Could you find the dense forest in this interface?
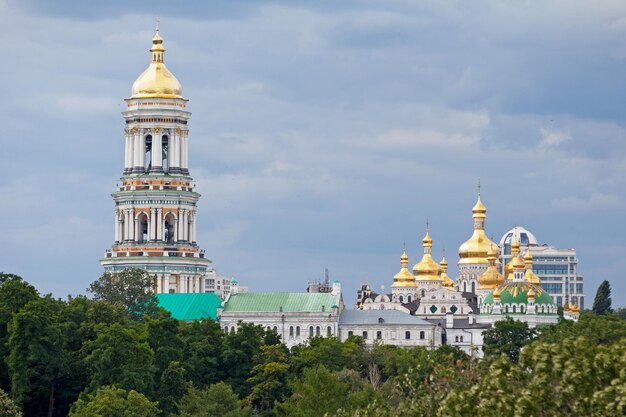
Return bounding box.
[0,270,625,417]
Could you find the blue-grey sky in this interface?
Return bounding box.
[1,0,625,307]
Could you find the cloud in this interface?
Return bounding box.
[539,128,571,148]
[550,192,622,212]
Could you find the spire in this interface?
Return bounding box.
[151,22,165,63]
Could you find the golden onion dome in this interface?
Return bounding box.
[527,287,535,299]
[392,249,417,288]
[413,231,441,281]
[505,240,521,280]
[571,304,580,313]
[479,244,505,290]
[440,256,455,289]
[458,193,496,265]
[511,254,525,271]
[523,248,541,284]
[493,287,501,299]
[130,29,184,99]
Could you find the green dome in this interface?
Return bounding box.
[483,281,555,313]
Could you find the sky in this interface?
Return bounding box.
[1,0,625,308]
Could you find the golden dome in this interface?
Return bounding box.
[440,256,455,289]
[505,240,521,280]
[493,287,501,299]
[523,248,541,284]
[458,193,496,265]
[570,304,580,313]
[511,254,525,271]
[130,29,184,99]
[413,231,441,281]
[478,244,505,290]
[527,287,535,299]
[392,249,417,288]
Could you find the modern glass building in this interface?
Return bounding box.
[499,226,584,309]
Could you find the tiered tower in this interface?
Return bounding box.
[457,187,496,294]
[101,28,211,293]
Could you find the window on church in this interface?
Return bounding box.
[162,135,169,172]
[348,331,353,337]
[363,331,368,339]
[327,326,332,337]
[405,331,411,339]
[289,326,294,337]
[460,336,464,342]
[145,135,152,172]
[296,326,300,337]
[309,326,314,338]
[376,331,382,340]
[316,326,321,336]
[455,336,459,342]
[420,331,425,340]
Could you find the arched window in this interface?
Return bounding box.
[471,282,476,293]
[399,295,403,303]
[422,290,426,297]
[273,326,278,332]
[512,305,517,313]
[455,336,459,342]
[161,135,169,172]
[296,326,300,337]
[405,331,411,339]
[145,135,152,172]
[408,295,412,303]
[505,305,509,313]
[463,282,467,292]
[520,305,525,313]
[224,326,228,334]
[363,331,368,339]
[460,336,464,342]
[289,326,294,337]
[327,326,332,337]
[137,212,149,243]
[420,331,425,340]
[316,326,321,336]
[376,331,382,340]
[309,326,314,338]
[348,331,353,337]
[164,212,176,243]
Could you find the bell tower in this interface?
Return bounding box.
[101,27,211,294]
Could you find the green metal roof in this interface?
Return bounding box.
[222,292,341,313]
[156,293,221,321]
[483,281,555,310]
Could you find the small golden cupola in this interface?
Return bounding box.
[505,240,521,280]
[479,244,505,289]
[524,248,541,284]
[440,256,455,289]
[510,250,526,281]
[391,249,417,288]
[130,27,184,99]
[413,231,442,281]
[458,189,496,265]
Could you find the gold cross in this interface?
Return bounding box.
[156,17,160,32]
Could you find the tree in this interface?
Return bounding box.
[0,276,38,392]
[482,317,536,362]
[221,323,264,397]
[88,269,159,320]
[247,345,290,415]
[275,365,350,417]
[0,388,22,417]
[69,386,159,417]
[82,323,156,395]
[147,310,184,377]
[592,280,612,315]
[179,319,224,388]
[155,361,187,417]
[7,296,67,417]
[176,382,251,417]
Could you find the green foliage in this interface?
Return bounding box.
[7,296,67,417]
[179,319,224,388]
[0,388,22,417]
[69,385,159,417]
[176,382,251,417]
[88,269,160,320]
[275,365,349,417]
[221,323,264,397]
[0,276,38,392]
[82,322,156,394]
[482,316,537,362]
[156,361,188,417]
[537,313,626,345]
[592,280,613,315]
[247,344,290,415]
[289,336,366,375]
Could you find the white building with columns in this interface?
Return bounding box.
[101,28,216,295]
